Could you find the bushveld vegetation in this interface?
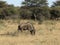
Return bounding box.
[0,0,60,45]
[0,0,60,21]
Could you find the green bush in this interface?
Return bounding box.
[50,6,60,19]
[20,9,32,19]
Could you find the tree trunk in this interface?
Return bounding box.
[34,14,37,21]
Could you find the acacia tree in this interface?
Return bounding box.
[52,0,60,7]
[0,1,7,19]
[50,0,60,20]
[0,1,19,19]
[22,0,48,7]
[0,1,7,8]
[21,0,48,21]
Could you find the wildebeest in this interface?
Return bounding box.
[18,22,35,35]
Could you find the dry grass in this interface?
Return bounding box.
[0,19,60,45]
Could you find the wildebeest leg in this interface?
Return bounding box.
[18,29,22,32]
[18,25,22,32]
[30,30,35,35]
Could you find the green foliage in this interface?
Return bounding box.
[36,7,51,20]
[4,6,17,16]
[49,0,60,20]
[20,6,51,22]
[0,1,19,19]
[20,9,32,19]
[22,0,48,7]
[0,8,5,19]
[21,0,49,22]
[0,1,7,19]
[0,0,60,22]
[0,1,7,8]
[50,6,60,19]
[52,1,60,7]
